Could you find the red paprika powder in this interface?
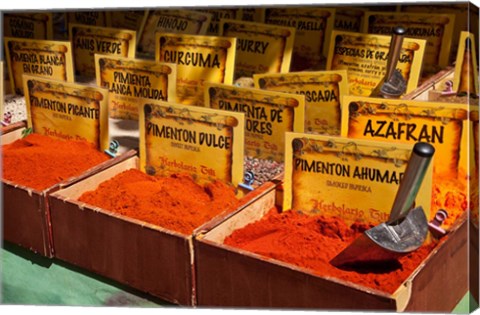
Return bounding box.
[224,207,438,294]
[2,133,109,191]
[78,169,240,235]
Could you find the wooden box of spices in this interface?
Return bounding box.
[48,154,277,305]
[193,184,468,311]
[1,127,135,257]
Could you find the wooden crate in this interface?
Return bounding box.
[403,67,454,101]
[194,186,469,312]
[1,127,135,257]
[48,155,277,305]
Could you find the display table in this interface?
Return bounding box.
[0,242,475,312]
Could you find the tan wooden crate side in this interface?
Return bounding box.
[50,195,194,305]
[201,187,275,243]
[403,67,454,100]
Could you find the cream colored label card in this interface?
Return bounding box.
[453,32,479,96]
[254,70,348,135]
[333,8,365,32]
[70,24,136,78]
[363,12,455,73]
[197,9,242,35]
[68,11,108,27]
[4,13,53,39]
[264,8,335,71]
[326,31,425,97]
[23,75,109,150]
[137,10,213,57]
[241,8,265,23]
[5,38,74,95]
[95,55,176,120]
[139,100,244,186]
[206,83,305,162]
[107,10,147,31]
[220,19,295,80]
[156,33,236,106]
[341,96,469,181]
[283,133,433,225]
[400,4,479,61]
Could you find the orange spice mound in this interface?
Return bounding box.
[78,169,240,235]
[224,208,437,294]
[2,133,109,191]
[432,172,469,228]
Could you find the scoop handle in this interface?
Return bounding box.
[388,142,435,223]
[385,27,406,82]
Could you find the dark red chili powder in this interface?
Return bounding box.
[78,168,240,235]
[2,133,109,191]
[224,207,438,294]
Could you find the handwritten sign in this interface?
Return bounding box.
[137,9,212,57]
[95,55,176,120]
[283,133,433,225]
[155,33,236,106]
[341,96,469,180]
[206,83,304,162]
[4,13,53,39]
[264,8,335,71]
[326,31,425,96]
[139,100,244,186]
[107,10,146,31]
[254,70,348,135]
[363,12,455,73]
[67,11,108,27]
[220,19,295,80]
[23,75,109,150]
[70,24,136,78]
[4,38,74,95]
[333,8,365,32]
[453,32,479,96]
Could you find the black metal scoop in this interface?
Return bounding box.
[330,142,435,267]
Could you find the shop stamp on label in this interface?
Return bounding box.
[95,55,176,120]
[326,31,425,97]
[139,100,244,186]
[23,75,109,150]
[283,133,433,225]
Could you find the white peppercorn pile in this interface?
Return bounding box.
[3,95,27,124]
[243,156,284,187]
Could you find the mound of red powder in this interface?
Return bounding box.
[78,169,240,235]
[224,208,437,294]
[2,133,109,191]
